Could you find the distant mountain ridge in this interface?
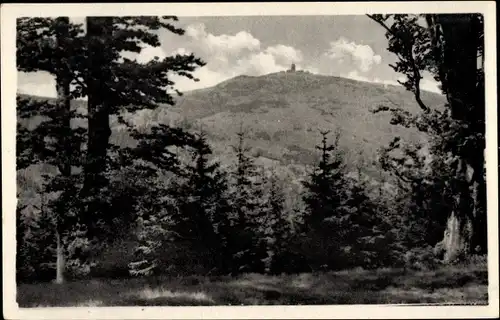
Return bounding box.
[161,71,445,170]
[17,72,446,189]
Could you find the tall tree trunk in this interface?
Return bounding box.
[52,74,71,284]
[55,74,72,177]
[84,103,111,189]
[82,17,114,230]
[439,159,474,262]
[55,229,65,284]
[53,17,72,284]
[431,14,486,261]
[84,16,113,189]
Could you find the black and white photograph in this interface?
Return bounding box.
[2,2,498,319]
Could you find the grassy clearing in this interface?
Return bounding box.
[17,265,488,307]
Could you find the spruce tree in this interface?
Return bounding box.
[17,16,207,279]
[227,128,267,274]
[302,130,345,228]
[339,161,390,269]
[171,131,231,274]
[261,170,292,274]
[17,17,86,283]
[80,16,206,233]
[128,171,177,277]
[125,124,198,276]
[16,184,55,282]
[301,130,348,270]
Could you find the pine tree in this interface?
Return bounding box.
[302,130,345,229]
[17,16,207,279]
[17,17,86,283]
[261,170,292,274]
[300,130,347,270]
[339,161,390,269]
[226,128,267,274]
[170,131,231,274]
[124,124,198,276]
[16,186,55,282]
[80,17,206,223]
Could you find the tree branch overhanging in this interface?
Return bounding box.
[366,14,430,113]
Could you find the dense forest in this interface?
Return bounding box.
[16,14,486,285]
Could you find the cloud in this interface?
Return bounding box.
[21,23,421,97]
[420,78,442,94]
[325,37,382,72]
[324,38,442,94]
[235,45,303,76]
[172,46,303,92]
[167,23,304,91]
[341,70,443,94]
[186,23,261,56]
[170,47,192,56]
[184,23,261,70]
[301,65,320,74]
[342,70,402,88]
[239,52,281,75]
[17,71,57,98]
[264,44,303,65]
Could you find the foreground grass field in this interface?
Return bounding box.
[17,265,488,307]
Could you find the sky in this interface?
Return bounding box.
[17,15,442,98]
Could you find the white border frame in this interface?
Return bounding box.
[2,2,498,319]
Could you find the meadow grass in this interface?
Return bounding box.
[17,264,488,307]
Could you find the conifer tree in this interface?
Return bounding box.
[125,124,198,276]
[171,131,231,273]
[300,130,348,270]
[339,160,390,269]
[261,170,292,274]
[16,183,56,282]
[127,172,178,277]
[227,128,267,274]
[80,16,206,232]
[17,18,86,283]
[17,16,207,279]
[302,130,346,228]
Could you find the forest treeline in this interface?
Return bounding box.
[16,14,486,283]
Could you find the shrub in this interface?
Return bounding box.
[404,246,441,270]
[453,254,488,270]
